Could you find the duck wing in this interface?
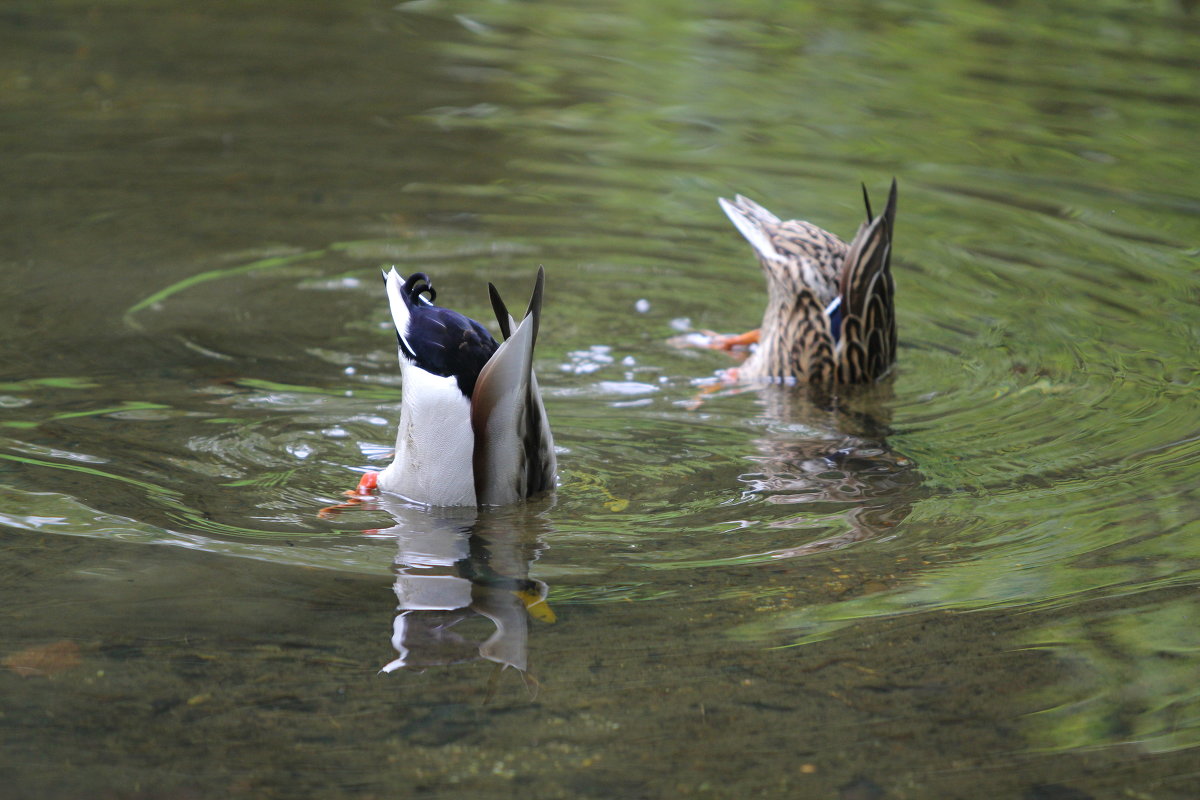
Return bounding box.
[471,267,556,505]
[836,179,897,383]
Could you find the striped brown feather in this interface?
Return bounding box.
[719,181,899,385]
[836,179,897,383]
[784,289,834,383]
[837,314,868,384]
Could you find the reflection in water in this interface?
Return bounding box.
[735,383,923,559]
[368,498,554,684]
[4,0,1199,792]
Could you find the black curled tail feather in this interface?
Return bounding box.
[403,272,437,308]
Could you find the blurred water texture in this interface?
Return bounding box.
[2,1,1199,798]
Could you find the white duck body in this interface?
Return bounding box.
[382,361,477,506]
[375,267,555,507]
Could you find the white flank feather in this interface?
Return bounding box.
[377,363,477,507]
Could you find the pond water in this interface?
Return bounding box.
[3,1,1199,797]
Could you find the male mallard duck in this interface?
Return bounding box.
[351,267,556,507]
[715,180,898,384]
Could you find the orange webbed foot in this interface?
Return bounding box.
[317,471,380,518]
[701,329,760,351]
[351,471,379,497]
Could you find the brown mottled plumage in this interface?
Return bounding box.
[718,180,898,385]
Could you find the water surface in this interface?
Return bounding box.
[3,1,1200,798]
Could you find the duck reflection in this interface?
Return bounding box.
[367,497,554,681]
[735,382,923,558]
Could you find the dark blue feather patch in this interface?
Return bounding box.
[824,296,844,346]
[399,273,498,398]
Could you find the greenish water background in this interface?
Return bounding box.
[2,1,1198,797]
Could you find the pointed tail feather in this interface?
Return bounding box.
[488,283,513,341]
[719,196,787,264]
[384,268,414,356]
[730,194,782,225]
[488,265,544,345]
[524,265,544,349]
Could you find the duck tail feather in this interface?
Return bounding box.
[719,196,786,263]
[885,177,898,232]
[524,265,545,349]
[402,272,436,307]
[731,194,781,225]
[489,282,512,340]
[384,268,417,358]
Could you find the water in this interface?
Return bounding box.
[3,1,1199,797]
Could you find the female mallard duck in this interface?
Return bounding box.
[715,180,898,385]
[351,267,556,507]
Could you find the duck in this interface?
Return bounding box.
[713,180,898,385]
[350,267,556,508]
